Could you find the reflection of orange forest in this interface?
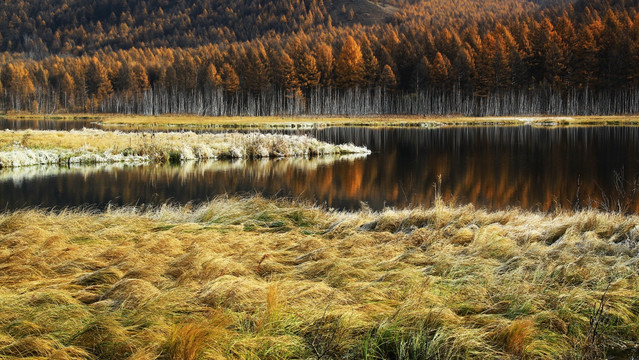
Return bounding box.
[0,157,633,212]
[2,127,638,212]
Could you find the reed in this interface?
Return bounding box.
[0,197,637,359]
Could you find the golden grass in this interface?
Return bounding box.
[0,197,638,359]
[5,113,639,129]
[83,114,639,129]
[0,129,369,168]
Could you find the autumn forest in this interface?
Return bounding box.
[1,0,639,115]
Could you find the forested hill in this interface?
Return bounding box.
[0,0,555,54]
[1,0,639,116]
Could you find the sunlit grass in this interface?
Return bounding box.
[82,114,639,129]
[0,197,637,358]
[0,129,369,168]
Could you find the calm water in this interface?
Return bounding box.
[0,118,98,130]
[2,124,639,212]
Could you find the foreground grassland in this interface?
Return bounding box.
[5,113,639,129]
[0,198,637,359]
[0,130,369,168]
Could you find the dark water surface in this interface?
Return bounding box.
[2,124,639,212]
[0,118,98,130]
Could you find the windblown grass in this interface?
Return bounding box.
[0,197,638,359]
[0,129,370,168]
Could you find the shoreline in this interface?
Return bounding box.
[3,113,639,129]
[0,197,637,358]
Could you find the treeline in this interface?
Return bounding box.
[1,0,639,115]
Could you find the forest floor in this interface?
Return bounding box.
[0,197,637,359]
[4,113,639,129]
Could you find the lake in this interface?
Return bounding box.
[2,123,639,212]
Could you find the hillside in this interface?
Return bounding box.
[330,0,400,26]
[0,0,547,54]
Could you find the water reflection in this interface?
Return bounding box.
[1,126,639,212]
[308,126,639,211]
[0,163,145,185]
[0,118,97,131]
[0,155,368,209]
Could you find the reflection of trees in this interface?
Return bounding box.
[307,126,639,211]
[0,119,94,131]
[0,163,144,185]
[0,155,370,209]
[1,126,639,212]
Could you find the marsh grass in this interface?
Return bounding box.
[6,113,639,130]
[0,197,638,359]
[92,114,639,130]
[0,129,370,168]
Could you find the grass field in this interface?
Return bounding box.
[4,113,639,129]
[0,197,637,359]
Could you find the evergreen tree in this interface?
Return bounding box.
[297,54,320,91]
[335,36,365,88]
[315,43,334,87]
[131,64,150,92]
[274,51,298,91]
[86,58,113,103]
[61,72,75,108]
[380,64,397,90]
[203,63,222,90]
[220,64,240,93]
[429,52,451,88]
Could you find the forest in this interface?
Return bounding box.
[1,0,639,116]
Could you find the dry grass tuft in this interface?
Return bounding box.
[101,279,160,308]
[163,322,213,360]
[6,320,46,338]
[73,267,123,286]
[162,314,230,360]
[0,336,59,357]
[199,275,267,311]
[69,317,133,358]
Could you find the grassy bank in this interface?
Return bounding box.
[92,114,638,129]
[0,197,637,359]
[4,113,639,129]
[0,130,369,168]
